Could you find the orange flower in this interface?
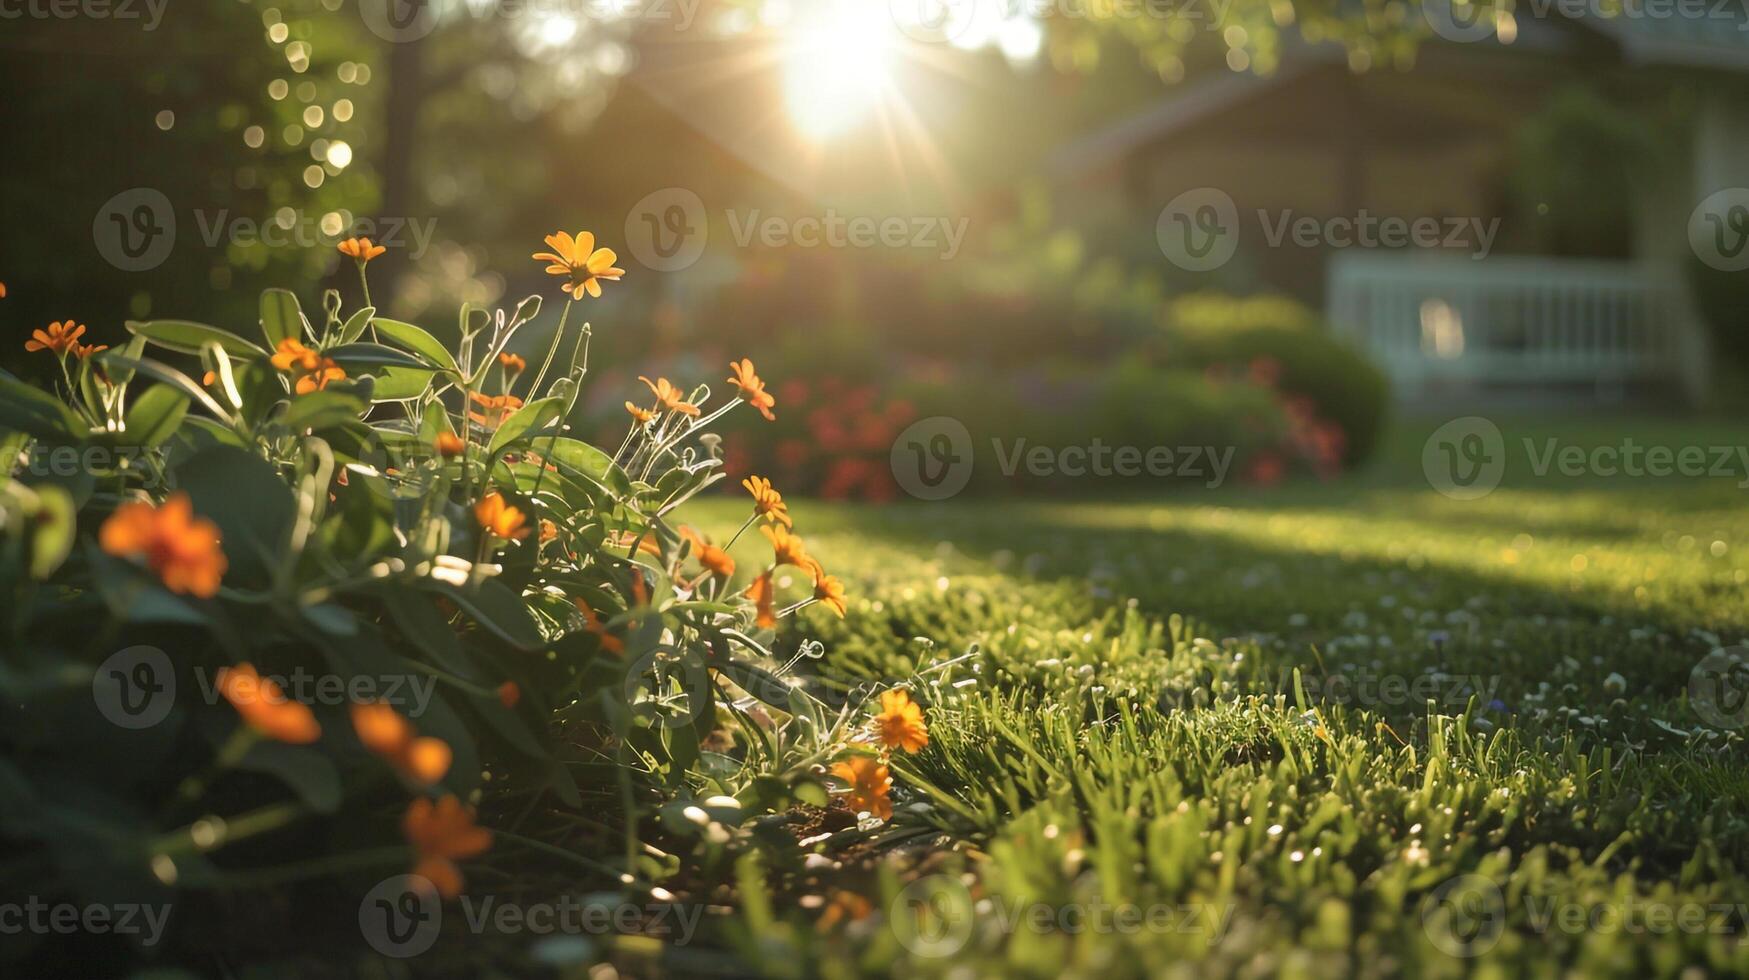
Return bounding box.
[533,231,625,300]
[625,401,656,424]
[72,342,109,360]
[352,701,451,786]
[402,796,492,899]
[810,563,847,618]
[681,526,735,578]
[498,352,526,374]
[830,755,892,820]
[99,493,227,597]
[607,530,663,559]
[214,663,321,744]
[337,237,387,262]
[761,524,810,569]
[467,392,523,428]
[816,891,873,932]
[539,518,558,543]
[434,432,466,458]
[574,597,625,654]
[294,358,345,394]
[742,476,792,529]
[0,282,7,298]
[745,571,776,628]
[270,338,320,373]
[727,358,776,421]
[497,681,521,708]
[270,338,346,394]
[474,491,530,541]
[25,321,86,356]
[874,689,928,754]
[638,376,700,417]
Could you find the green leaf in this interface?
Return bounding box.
[337,305,376,345]
[366,367,438,402]
[382,590,484,682]
[0,377,87,441]
[543,437,634,498]
[325,342,435,371]
[174,446,296,589]
[423,578,544,651]
[27,483,74,579]
[486,396,565,456]
[371,318,459,374]
[236,740,341,815]
[126,320,266,359]
[259,288,304,349]
[98,354,232,424]
[123,384,189,448]
[278,390,368,432]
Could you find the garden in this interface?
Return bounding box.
[4,2,1749,978]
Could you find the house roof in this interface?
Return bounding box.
[1050,11,1749,178]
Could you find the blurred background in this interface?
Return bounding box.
[5,0,1749,498]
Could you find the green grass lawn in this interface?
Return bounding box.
[677,413,1749,978]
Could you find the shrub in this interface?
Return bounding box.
[0,232,908,973]
[1158,292,1391,466]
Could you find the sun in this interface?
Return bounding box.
[781,1,898,140]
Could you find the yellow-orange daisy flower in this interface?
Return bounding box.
[402,796,492,899]
[810,563,847,618]
[474,491,530,541]
[761,524,810,569]
[830,755,892,820]
[638,376,700,417]
[337,237,386,262]
[874,689,929,754]
[727,358,776,421]
[532,231,624,300]
[99,492,227,597]
[745,571,776,628]
[214,663,321,744]
[25,321,86,356]
[681,526,735,578]
[742,476,792,529]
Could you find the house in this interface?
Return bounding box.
[1049,9,1749,403]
